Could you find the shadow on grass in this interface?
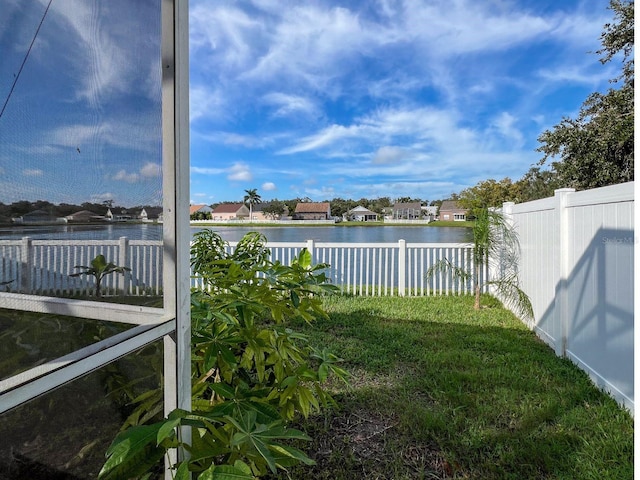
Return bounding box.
[280,296,633,480]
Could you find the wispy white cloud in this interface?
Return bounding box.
[262,181,277,191]
[50,0,160,105]
[263,92,320,118]
[90,192,115,203]
[191,163,255,182]
[279,124,361,154]
[140,162,161,178]
[490,112,524,147]
[113,162,161,183]
[228,162,252,181]
[194,131,274,148]
[23,169,43,176]
[113,169,140,183]
[49,119,159,154]
[191,166,227,175]
[280,106,476,156]
[537,64,615,86]
[372,146,412,165]
[190,85,227,123]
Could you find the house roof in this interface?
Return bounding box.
[347,206,377,215]
[212,203,247,214]
[190,204,210,215]
[392,202,421,211]
[294,202,330,213]
[23,209,56,218]
[439,200,465,212]
[66,210,100,219]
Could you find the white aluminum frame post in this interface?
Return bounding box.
[162,0,191,472]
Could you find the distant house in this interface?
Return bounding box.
[421,206,438,221]
[106,208,133,222]
[211,203,250,220]
[392,202,422,220]
[65,210,105,223]
[251,202,288,221]
[13,210,64,225]
[438,200,467,221]
[293,202,331,220]
[189,204,213,217]
[140,207,163,222]
[344,206,378,222]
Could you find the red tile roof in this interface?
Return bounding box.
[212,203,246,213]
[294,202,330,213]
[190,204,209,215]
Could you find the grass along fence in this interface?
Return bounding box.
[281,295,633,479]
[0,238,482,297]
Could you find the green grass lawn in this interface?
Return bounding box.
[279,295,633,479]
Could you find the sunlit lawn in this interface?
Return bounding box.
[279,295,633,479]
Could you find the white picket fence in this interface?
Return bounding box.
[0,238,479,297]
[0,237,163,296]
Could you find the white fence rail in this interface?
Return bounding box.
[0,238,479,297]
[500,182,634,413]
[0,237,163,296]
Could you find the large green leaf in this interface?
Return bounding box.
[99,423,165,480]
[270,444,316,466]
[198,464,255,480]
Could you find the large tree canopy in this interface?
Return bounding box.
[537,0,633,190]
[458,178,521,213]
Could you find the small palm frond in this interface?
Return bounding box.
[485,275,534,321]
[426,258,472,283]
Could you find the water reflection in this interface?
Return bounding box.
[0,224,472,243]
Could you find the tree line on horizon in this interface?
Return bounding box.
[0,199,158,223]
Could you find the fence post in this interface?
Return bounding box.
[555,188,575,357]
[496,202,516,296]
[119,236,130,295]
[19,237,32,294]
[398,239,406,296]
[306,239,314,263]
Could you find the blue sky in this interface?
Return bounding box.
[0,0,620,206]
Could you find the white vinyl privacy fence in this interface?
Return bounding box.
[500,182,634,414]
[0,238,480,298]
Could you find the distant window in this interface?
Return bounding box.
[454,214,466,220]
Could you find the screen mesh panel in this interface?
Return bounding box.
[0,0,163,304]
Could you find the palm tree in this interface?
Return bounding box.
[243,188,262,220]
[70,254,130,298]
[427,208,533,319]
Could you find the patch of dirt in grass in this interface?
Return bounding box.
[289,408,453,479]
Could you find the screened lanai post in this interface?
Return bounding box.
[161,0,191,472]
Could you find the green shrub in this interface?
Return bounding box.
[99,231,347,479]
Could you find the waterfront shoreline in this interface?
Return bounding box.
[190,220,473,228]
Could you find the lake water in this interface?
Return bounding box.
[0,224,472,243]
